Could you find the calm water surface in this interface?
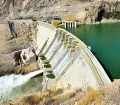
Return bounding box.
[66,23,120,79]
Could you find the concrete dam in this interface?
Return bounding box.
[0,20,111,100]
[35,21,111,89]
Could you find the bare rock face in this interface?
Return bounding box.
[0,0,120,20]
[83,1,120,24]
[104,1,120,12]
[0,21,39,75]
[0,0,82,18]
[0,0,10,16]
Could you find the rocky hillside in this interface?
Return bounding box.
[83,0,120,24]
[0,21,39,75]
[0,0,82,19]
[1,0,120,22]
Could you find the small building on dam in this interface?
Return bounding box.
[8,20,111,90]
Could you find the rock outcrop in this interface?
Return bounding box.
[0,0,120,22]
[0,0,82,19]
[0,21,39,75]
[83,1,120,24]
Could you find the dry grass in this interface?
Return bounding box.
[7,80,120,105]
[19,62,39,74]
[78,89,101,105]
[8,87,78,105]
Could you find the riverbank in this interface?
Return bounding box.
[79,19,120,25]
[100,18,120,23]
[92,18,120,24]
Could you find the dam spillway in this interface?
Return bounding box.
[35,22,111,89]
[7,21,111,88]
[0,20,112,104]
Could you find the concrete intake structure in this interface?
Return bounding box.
[36,22,111,90]
[62,21,77,28]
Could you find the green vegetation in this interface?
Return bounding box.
[46,71,55,79]
[44,63,52,68]
[40,56,47,60]
[46,71,53,74]
[44,62,50,64]
[46,73,55,79]
[103,11,120,19]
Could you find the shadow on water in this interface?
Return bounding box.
[92,50,113,81]
[91,51,97,56]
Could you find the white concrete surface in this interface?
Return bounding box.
[35,22,56,55]
[34,22,111,89]
[59,28,111,85]
[60,54,100,89]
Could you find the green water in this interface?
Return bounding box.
[66,23,120,79]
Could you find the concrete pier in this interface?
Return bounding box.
[63,21,77,28]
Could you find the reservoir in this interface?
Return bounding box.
[65,22,120,79]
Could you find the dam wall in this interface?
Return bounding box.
[35,22,56,55]
[7,20,111,89]
[54,29,111,89]
[36,22,111,90]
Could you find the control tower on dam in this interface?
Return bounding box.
[36,22,111,90]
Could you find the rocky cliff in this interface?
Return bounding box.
[83,0,120,24]
[0,0,83,19]
[0,0,120,22]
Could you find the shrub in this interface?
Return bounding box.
[103,11,120,19]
